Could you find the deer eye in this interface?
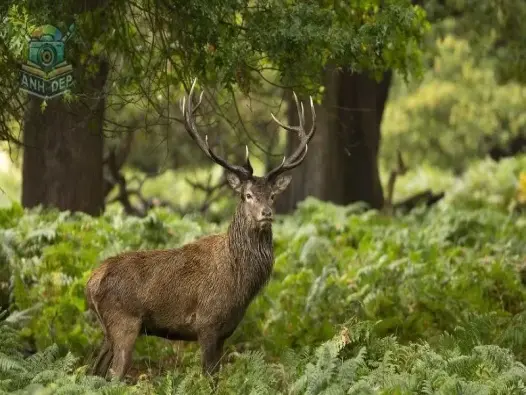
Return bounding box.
[245,193,253,200]
[269,193,275,201]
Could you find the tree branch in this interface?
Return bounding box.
[185,170,228,213]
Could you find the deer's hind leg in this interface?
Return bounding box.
[107,313,142,380]
[92,337,113,378]
[90,299,114,378]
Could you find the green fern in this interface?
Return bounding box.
[0,319,130,394]
[2,189,526,393]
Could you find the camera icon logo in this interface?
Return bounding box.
[20,24,75,99]
[28,33,65,73]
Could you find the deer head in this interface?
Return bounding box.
[180,79,316,229]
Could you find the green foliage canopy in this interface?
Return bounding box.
[0,0,429,145]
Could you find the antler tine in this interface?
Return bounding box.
[265,92,316,180]
[244,145,254,174]
[179,79,207,153]
[310,96,316,131]
[180,78,253,179]
[269,113,300,134]
[293,91,305,131]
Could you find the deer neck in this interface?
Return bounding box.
[227,205,274,299]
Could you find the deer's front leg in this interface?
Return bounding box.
[198,331,224,377]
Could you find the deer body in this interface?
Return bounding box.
[86,80,316,380]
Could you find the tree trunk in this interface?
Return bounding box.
[21,60,109,216]
[275,67,392,213]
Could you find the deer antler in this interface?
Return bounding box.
[265,91,316,180]
[180,78,254,179]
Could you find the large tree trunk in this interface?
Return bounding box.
[21,60,109,216]
[275,67,392,213]
[21,1,109,216]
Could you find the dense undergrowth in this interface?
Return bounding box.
[1,157,526,394]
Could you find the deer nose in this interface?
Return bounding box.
[261,207,272,218]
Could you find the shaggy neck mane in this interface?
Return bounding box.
[227,204,274,302]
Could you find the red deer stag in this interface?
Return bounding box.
[85,79,316,380]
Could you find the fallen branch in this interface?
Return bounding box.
[105,149,146,217]
[393,190,445,213]
[488,134,526,162]
[383,150,445,215]
[103,131,136,198]
[383,150,408,215]
[105,151,179,217]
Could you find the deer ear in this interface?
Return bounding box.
[272,175,292,194]
[226,172,243,193]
